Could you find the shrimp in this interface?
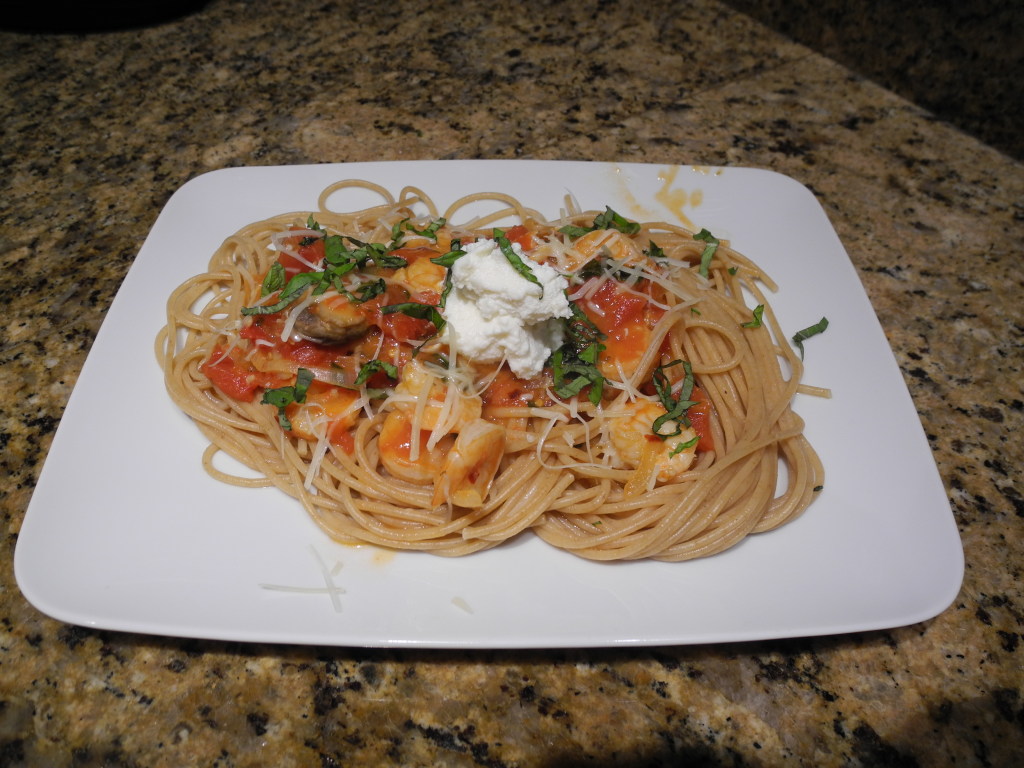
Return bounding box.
[391,254,447,295]
[382,356,506,507]
[285,381,361,445]
[564,228,646,272]
[607,398,697,489]
[378,411,506,508]
[390,357,482,433]
[377,409,454,483]
[432,419,507,508]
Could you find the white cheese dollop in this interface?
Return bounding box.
[442,238,572,379]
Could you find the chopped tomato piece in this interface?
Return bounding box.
[280,339,346,369]
[688,386,714,452]
[239,322,274,344]
[243,317,352,370]
[276,230,325,276]
[585,279,649,329]
[284,381,359,447]
[381,309,437,341]
[502,225,535,251]
[579,279,662,377]
[482,367,553,408]
[368,284,440,341]
[200,347,288,402]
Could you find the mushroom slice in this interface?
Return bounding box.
[293,296,370,345]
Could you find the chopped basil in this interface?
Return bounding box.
[402,216,447,241]
[651,360,698,438]
[558,206,641,238]
[644,240,666,261]
[493,229,542,295]
[242,216,413,317]
[373,252,411,269]
[260,261,286,296]
[550,348,605,405]
[792,317,829,359]
[339,236,407,269]
[593,207,641,234]
[430,239,467,268]
[304,216,405,270]
[549,301,607,405]
[653,360,694,406]
[572,250,645,285]
[576,258,606,281]
[669,435,700,457]
[742,304,765,328]
[380,302,446,335]
[693,228,719,278]
[438,264,454,310]
[566,300,602,341]
[349,278,386,303]
[243,271,329,316]
[559,223,593,239]
[262,368,314,431]
[567,303,607,363]
[354,359,398,386]
[432,239,467,309]
[322,234,349,264]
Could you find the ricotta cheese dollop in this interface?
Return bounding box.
[442,238,572,379]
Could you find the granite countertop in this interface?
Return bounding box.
[1,0,1021,765]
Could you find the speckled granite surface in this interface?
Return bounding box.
[1,0,1021,765]
[722,0,1024,161]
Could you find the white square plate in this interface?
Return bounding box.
[15,161,963,647]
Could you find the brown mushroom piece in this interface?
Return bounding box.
[292,297,370,345]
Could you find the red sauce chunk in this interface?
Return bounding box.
[579,279,662,374]
[200,346,289,401]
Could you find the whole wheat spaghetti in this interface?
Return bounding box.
[157,180,824,561]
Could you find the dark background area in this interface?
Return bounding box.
[3,0,1021,159]
[723,0,1023,160]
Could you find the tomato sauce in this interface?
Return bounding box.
[284,380,359,449]
[243,316,349,370]
[200,347,290,402]
[482,367,554,408]
[687,387,714,452]
[277,230,326,276]
[579,279,663,375]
